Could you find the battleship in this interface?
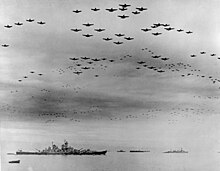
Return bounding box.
[163,148,188,153]
[15,140,107,155]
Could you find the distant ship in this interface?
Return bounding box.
[117,150,126,152]
[9,160,20,163]
[130,150,150,153]
[15,140,107,155]
[163,148,188,153]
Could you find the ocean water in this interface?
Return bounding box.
[2,151,220,171]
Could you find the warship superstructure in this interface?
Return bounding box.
[163,148,188,153]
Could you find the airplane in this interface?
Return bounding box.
[2,44,9,47]
[109,59,114,62]
[69,57,79,60]
[190,54,196,57]
[92,58,101,61]
[115,33,125,37]
[37,21,46,25]
[26,19,34,22]
[73,10,82,13]
[73,71,82,75]
[124,37,134,40]
[119,7,127,11]
[82,34,93,37]
[4,25,12,28]
[81,57,90,60]
[113,41,123,45]
[148,66,156,69]
[94,28,105,32]
[103,38,112,41]
[106,8,117,12]
[151,25,157,28]
[165,27,174,31]
[119,4,131,8]
[71,28,82,32]
[141,28,151,32]
[81,67,90,69]
[152,55,161,58]
[118,15,129,19]
[91,8,100,11]
[14,22,23,26]
[161,57,169,61]
[186,31,193,34]
[83,23,94,27]
[153,23,162,27]
[211,54,216,56]
[177,29,184,32]
[162,24,170,27]
[152,32,162,36]
[200,51,206,54]
[137,61,146,64]
[132,11,140,14]
[136,7,147,11]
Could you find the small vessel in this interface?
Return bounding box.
[163,148,188,153]
[130,150,150,153]
[9,160,20,163]
[117,150,126,152]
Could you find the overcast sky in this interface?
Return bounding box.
[1,0,220,152]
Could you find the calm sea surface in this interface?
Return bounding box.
[2,151,220,171]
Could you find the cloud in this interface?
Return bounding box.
[7,87,150,121]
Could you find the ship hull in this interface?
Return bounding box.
[16,150,107,155]
[163,152,188,153]
[9,160,20,163]
[130,150,150,153]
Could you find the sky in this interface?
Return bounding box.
[1,0,220,154]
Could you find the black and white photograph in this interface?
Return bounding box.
[1,0,220,170]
